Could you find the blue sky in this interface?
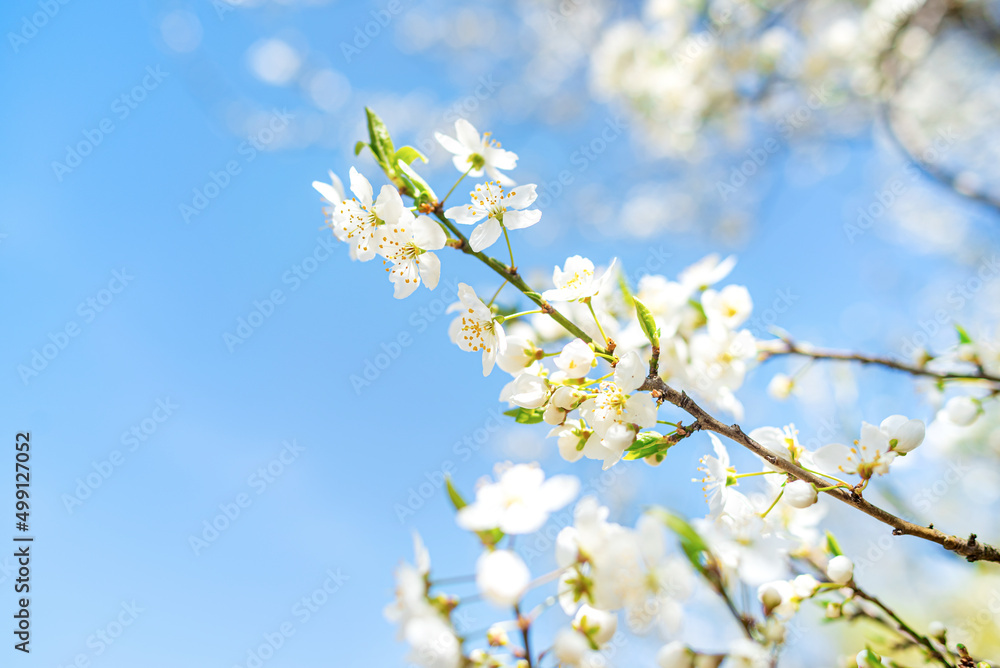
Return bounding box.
[2,1,998,666]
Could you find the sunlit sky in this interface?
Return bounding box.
[2,1,999,666]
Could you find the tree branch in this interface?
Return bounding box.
[638,373,1000,564]
[758,339,1000,386]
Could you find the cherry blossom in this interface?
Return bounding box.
[435,118,518,184]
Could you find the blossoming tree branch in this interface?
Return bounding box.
[313,109,998,668]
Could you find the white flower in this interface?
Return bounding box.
[448,283,506,376]
[578,351,657,469]
[476,549,530,606]
[376,213,446,299]
[767,373,794,400]
[944,396,980,426]
[553,627,591,665]
[548,420,590,463]
[404,614,462,668]
[792,574,820,598]
[573,604,618,646]
[543,256,618,303]
[335,167,405,262]
[556,338,596,379]
[384,533,431,627]
[435,118,518,184]
[312,170,349,245]
[695,433,736,514]
[783,480,817,508]
[826,555,854,584]
[757,580,794,617]
[543,402,567,426]
[444,181,540,252]
[497,336,538,374]
[701,284,753,332]
[727,638,770,668]
[456,463,579,534]
[678,253,737,291]
[500,365,549,409]
[878,414,925,453]
[814,415,925,480]
[657,642,692,668]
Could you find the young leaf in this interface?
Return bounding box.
[395,145,428,165]
[365,107,396,169]
[354,140,369,157]
[825,530,843,557]
[650,508,712,577]
[633,297,660,348]
[956,323,973,345]
[445,476,468,511]
[397,158,437,203]
[503,407,545,424]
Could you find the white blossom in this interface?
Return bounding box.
[827,555,854,584]
[444,181,540,252]
[783,480,818,509]
[579,351,657,469]
[543,256,619,303]
[335,167,405,262]
[556,338,596,379]
[456,463,579,534]
[377,212,446,298]
[448,283,506,376]
[435,118,518,184]
[944,396,980,426]
[476,549,530,606]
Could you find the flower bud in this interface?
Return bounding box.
[543,402,567,426]
[944,396,980,427]
[928,620,946,640]
[476,550,530,607]
[783,480,818,508]
[768,374,794,400]
[553,627,589,664]
[573,604,618,646]
[657,641,693,668]
[487,624,509,646]
[826,555,854,585]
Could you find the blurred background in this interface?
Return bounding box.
[2,0,1000,665]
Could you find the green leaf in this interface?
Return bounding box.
[618,271,634,309]
[625,431,673,460]
[397,158,437,203]
[365,107,396,169]
[354,140,369,157]
[956,323,973,345]
[825,531,843,557]
[445,476,504,548]
[858,649,882,668]
[503,407,545,424]
[445,476,467,511]
[633,297,660,348]
[395,145,428,165]
[650,508,712,576]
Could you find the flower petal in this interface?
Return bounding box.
[469,218,504,252]
[503,209,542,230]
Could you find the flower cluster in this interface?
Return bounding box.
[318,108,998,668]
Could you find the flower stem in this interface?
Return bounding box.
[487,279,508,307]
[501,309,543,322]
[440,166,474,206]
[502,223,515,269]
[760,487,785,518]
[586,299,610,346]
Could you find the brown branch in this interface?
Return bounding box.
[851,588,954,668]
[638,373,1000,564]
[759,339,1000,385]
